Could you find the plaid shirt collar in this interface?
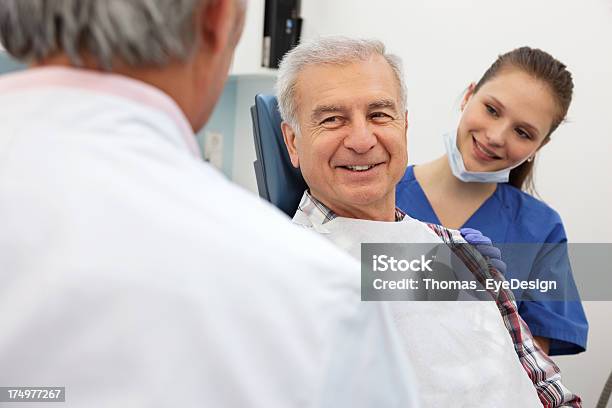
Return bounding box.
[298,190,406,225]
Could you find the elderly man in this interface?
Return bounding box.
[277,37,580,408]
[0,3,419,407]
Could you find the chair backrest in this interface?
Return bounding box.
[251,94,307,217]
[0,52,26,74]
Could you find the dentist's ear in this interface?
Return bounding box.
[281,122,300,168]
[461,83,477,111]
[199,0,238,55]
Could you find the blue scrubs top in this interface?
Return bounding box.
[396,165,588,355]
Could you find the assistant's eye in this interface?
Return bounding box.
[515,127,532,140]
[320,116,344,128]
[485,104,499,117]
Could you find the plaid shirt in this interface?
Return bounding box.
[298,190,407,224]
[298,191,581,408]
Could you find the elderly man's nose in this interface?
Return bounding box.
[343,122,377,153]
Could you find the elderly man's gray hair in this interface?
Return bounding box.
[0,0,205,69]
[275,36,408,134]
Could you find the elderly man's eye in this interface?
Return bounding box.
[370,112,392,122]
[320,116,343,127]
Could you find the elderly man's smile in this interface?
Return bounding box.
[337,162,384,171]
[335,162,386,180]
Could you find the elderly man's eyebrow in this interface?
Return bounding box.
[310,104,347,122]
[368,99,398,112]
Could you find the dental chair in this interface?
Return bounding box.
[250,94,307,217]
[0,53,25,74]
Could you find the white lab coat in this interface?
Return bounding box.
[0,67,418,407]
[293,208,542,408]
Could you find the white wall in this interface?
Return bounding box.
[231,0,265,75]
[295,0,612,404]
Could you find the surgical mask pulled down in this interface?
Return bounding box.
[443,129,530,184]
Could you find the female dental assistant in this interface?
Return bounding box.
[396,47,587,356]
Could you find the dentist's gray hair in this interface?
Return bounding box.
[275,36,408,134]
[0,0,209,69]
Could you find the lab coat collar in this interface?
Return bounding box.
[0,66,201,158]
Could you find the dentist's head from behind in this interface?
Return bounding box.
[450,47,574,191]
[0,0,246,132]
[277,37,409,221]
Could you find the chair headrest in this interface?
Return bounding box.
[251,94,308,217]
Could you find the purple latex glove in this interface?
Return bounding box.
[460,227,507,275]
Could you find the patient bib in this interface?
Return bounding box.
[296,212,542,407]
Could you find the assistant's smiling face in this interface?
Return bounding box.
[457,69,558,172]
[282,55,408,219]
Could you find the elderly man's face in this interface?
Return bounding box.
[283,55,408,218]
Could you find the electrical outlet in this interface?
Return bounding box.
[204,131,224,171]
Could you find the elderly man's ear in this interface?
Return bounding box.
[281,122,300,168]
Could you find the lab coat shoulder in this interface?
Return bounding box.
[177,174,421,407]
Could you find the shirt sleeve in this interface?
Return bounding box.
[518,300,588,355]
[519,216,588,355]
